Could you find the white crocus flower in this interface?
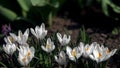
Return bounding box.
[10,29,29,45]
[66,46,82,62]
[3,43,16,55]
[89,45,105,63]
[30,23,47,40]
[41,38,55,53]
[82,42,96,58]
[100,45,117,61]
[54,51,67,65]
[17,45,35,66]
[89,44,117,63]
[57,33,71,46]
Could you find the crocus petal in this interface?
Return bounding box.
[24,29,29,41]
[41,23,45,30]
[35,26,40,38]
[66,46,72,56]
[30,28,37,38]
[63,34,67,40]
[24,29,29,36]
[57,33,62,43]
[60,51,65,58]
[10,33,18,41]
[52,44,55,51]
[41,30,47,39]
[18,30,23,37]
[30,47,35,56]
[54,56,59,63]
[79,42,84,53]
[41,45,47,52]
[111,49,117,56]
[93,49,99,60]
[89,55,95,61]
[67,35,71,43]
[47,38,51,45]
[69,57,76,62]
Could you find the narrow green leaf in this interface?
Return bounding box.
[48,12,53,27]
[102,0,109,16]
[108,1,120,13]
[112,5,120,13]
[17,0,32,12]
[0,6,17,21]
[0,62,7,67]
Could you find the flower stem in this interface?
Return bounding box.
[49,52,53,68]
[9,55,14,67]
[75,59,78,68]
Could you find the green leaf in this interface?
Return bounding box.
[31,0,47,7]
[107,0,120,13]
[102,0,109,16]
[39,53,43,61]
[113,6,120,13]
[17,0,32,12]
[48,12,53,27]
[49,0,59,8]
[0,62,7,67]
[110,3,120,13]
[112,28,119,35]
[0,6,17,21]
[53,2,59,8]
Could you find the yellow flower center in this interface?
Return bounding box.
[106,49,110,54]
[27,51,31,57]
[71,50,77,57]
[22,57,27,62]
[85,48,89,51]
[9,36,14,43]
[46,44,50,49]
[98,52,102,58]
[22,51,31,63]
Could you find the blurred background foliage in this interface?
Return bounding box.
[0,0,120,29]
[0,0,66,27]
[77,0,120,19]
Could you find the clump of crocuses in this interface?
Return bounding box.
[2,23,117,67]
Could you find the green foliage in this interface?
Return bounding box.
[108,1,120,14]
[77,0,120,18]
[30,0,65,27]
[102,0,120,16]
[102,0,109,16]
[112,27,120,35]
[0,62,7,67]
[79,26,90,43]
[0,0,66,27]
[17,0,32,12]
[0,6,17,21]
